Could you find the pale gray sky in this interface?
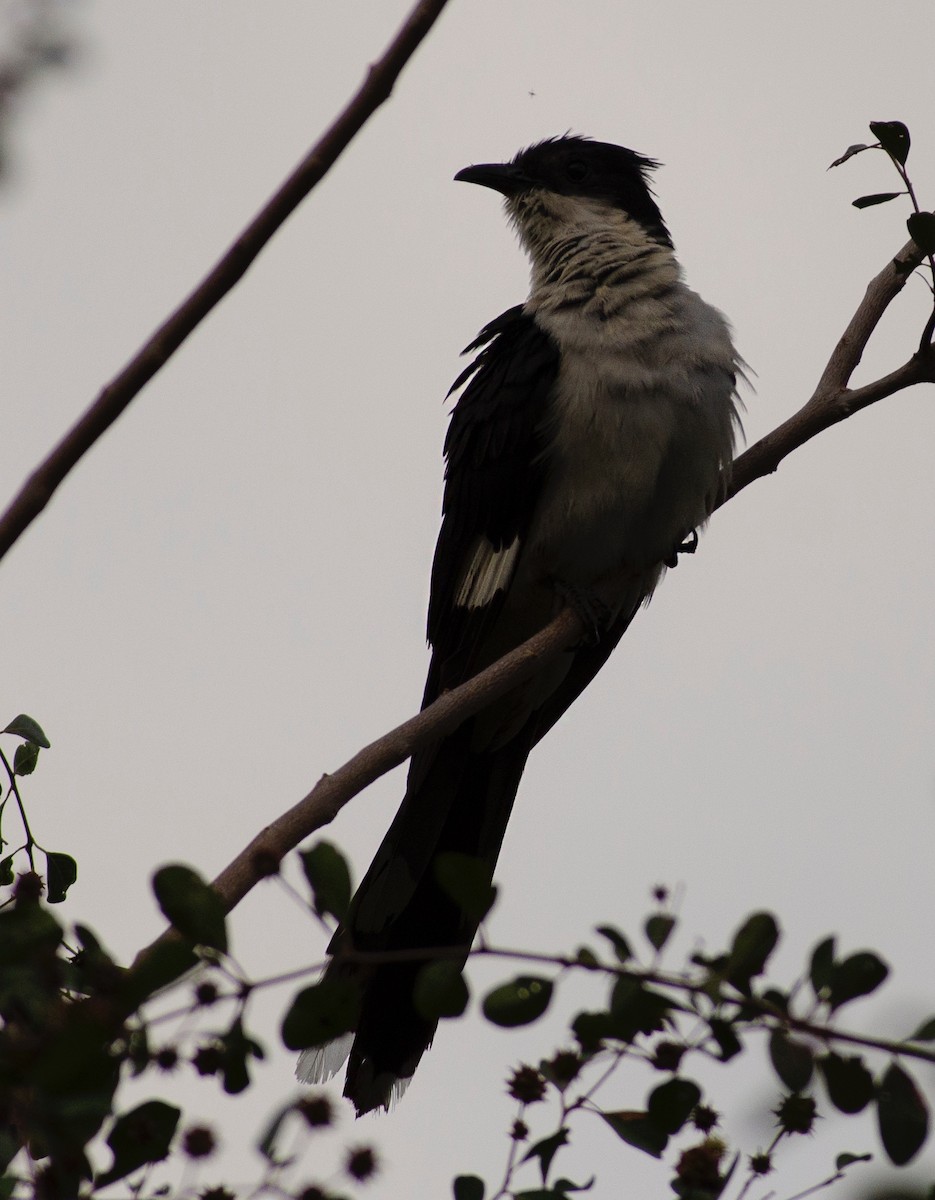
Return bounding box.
[4,2,935,1196]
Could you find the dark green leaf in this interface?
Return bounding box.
[819,1052,874,1114]
[95,1100,181,1188]
[300,841,352,923]
[453,1176,485,1200]
[910,1015,935,1042]
[725,912,779,992]
[645,914,675,952]
[835,1152,872,1170]
[552,1179,594,1195]
[769,1030,814,1092]
[3,714,50,747]
[647,1078,702,1134]
[13,742,39,776]
[120,937,197,1010]
[571,1009,613,1052]
[434,852,497,924]
[483,975,552,1028]
[852,192,903,209]
[152,864,227,953]
[595,925,632,962]
[521,1128,569,1182]
[600,1111,667,1158]
[281,977,360,1050]
[870,120,910,165]
[907,212,935,254]
[761,988,789,1014]
[829,143,871,169]
[608,977,673,1043]
[413,960,469,1021]
[45,851,77,904]
[0,855,13,887]
[708,1018,742,1062]
[809,936,836,998]
[828,951,888,1012]
[258,1099,296,1165]
[877,1062,929,1165]
[220,1015,263,1095]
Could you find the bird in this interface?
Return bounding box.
[297,135,742,1114]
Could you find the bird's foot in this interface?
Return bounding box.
[663,528,699,569]
[553,579,612,646]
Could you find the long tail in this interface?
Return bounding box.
[300,714,537,1114]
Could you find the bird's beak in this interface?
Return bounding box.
[454,162,532,196]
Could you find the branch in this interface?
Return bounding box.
[0,0,453,563]
[124,235,935,993]
[725,238,935,504]
[208,608,583,912]
[125,606,583,984]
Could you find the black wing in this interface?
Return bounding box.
[423,305,560,703]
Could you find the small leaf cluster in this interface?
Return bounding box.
[451,895,935,1199]
[0,714,76,902]
[831,120,935,281]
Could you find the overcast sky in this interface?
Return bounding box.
[4,2,935,1197]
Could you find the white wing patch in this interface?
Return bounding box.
[296,1034,353,1085]
[454,535,520,609]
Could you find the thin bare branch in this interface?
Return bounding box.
[0,0,452,563]
[725,237,935,503]
[206,607,583,914]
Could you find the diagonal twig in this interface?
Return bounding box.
[0,0,453,563]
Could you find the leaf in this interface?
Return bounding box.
[13,741,39,776]
[95,1100,181,1188]
[552,1179,594,1195]
[608,978,673,1042]
[434,852,497,924]
[769,1030,814,1092]
[521,1128,569,1182]
[645,914,675,952]
[725,912,779,992]
[907,212,935,254]
[45,851,77,904]
[828,951,888,1012]
[852,192,904,209]
[910,1015,935,1042]
[870,120,910,165]
[3,714,50,748]
[647,1078,702,1134]
[483,975,552,1028]
[151,864,227,953]
[299,841,352,923]
[809,935,836,998]
[829,142,871,169]
[0,855,13,887]
[819,1052,874,1114]
[835,1152,872,1170]
[258,1099,296,1165]
[220,1015,264,1095]
[453,1176,485,1200]
[280,977,360,1050]
[600,1110,668,1158]
[877,1062,929,1165]
[708,1017,742,1062]
[413,960,469,1021]
[595,925,632,962]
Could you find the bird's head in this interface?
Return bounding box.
[455,135,672,251]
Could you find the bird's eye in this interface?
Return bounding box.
[565,159,589,182]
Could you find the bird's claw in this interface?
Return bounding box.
[663,528,699,569]
[553,580,612,646]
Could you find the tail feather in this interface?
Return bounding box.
[318,715,536,1114]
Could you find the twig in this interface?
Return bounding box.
[0,0,453,563]
[725,238,935,503]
